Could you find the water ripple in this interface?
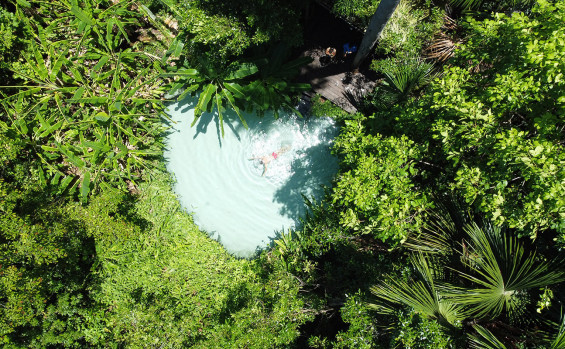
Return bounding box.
[164,97,338,257]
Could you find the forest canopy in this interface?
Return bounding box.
[1,0,564,347]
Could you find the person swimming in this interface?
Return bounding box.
[249,145,291,176]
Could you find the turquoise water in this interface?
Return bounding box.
[164,97,338,257]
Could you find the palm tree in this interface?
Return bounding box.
[448,222,565,320]
[369,253,465,329]
[374,199,565,346]
[352,0,401,70]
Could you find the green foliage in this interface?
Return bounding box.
[369,253,465,327]
[447,223,565,320]
[0,0,171,201]
[390,309,456,348]
[374,203,565,347]
[333,292,379,349]
[77,172,312,347]
[334,0,442,59]
[449,0,535,12]
[431,0,565,238]
[166,48,311,135]
[333,0,379,25]
[469,325,508,349]
[371,0,565,239]
[310,94,351,119]
[331,115,433,244]
[366,55,435,110]
[160,0,305,63]
[0,131,98,347]
[0,5,28,66]
[376,0,443,58]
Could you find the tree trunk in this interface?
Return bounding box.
[352,0,401,70]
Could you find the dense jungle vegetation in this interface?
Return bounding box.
[1,0,564,347]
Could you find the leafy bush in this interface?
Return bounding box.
[366,55,435,111]
[367,0,565,240]
[431,0,565,238]
[369,203,565,347]
[0,5,27,66]
[333,292,379,349]
[333,0,379,25]
[0,131,99,347]
[331,116,433,245]
[81,172,313,347]
[377,0,443,58]
[166,45,311,135]
[389,309,456,348]
[160,0,305,63]
[0,0,172,201]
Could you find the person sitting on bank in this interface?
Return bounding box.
[249,145,291,176]
[325,47,337,57]
[343,43,357,57]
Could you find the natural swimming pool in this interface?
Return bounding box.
[164,97,338,257]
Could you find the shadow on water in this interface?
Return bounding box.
[164,94,339,256]
[273,142,337,219]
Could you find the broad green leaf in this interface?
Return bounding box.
[70,97,110,104]
[16,0,31,8]
[162,68,198,77]
[70,86,86,100]
[58,175,74,194]
[226,63,259,81]
[41,145,58,152]
[39,120,63,139]
[83,141,111,152]
[93,56,110,72]
[71,5,95,26]
[177,84,200,101]
[215,92,224,136]
[193,84,216,122]
[30,40,48,80]
[38,166,46,186]
[223,82,246,99]
[222,89,247,129]
[80,172,91,203]
[95,112,110,122]
[15,119,28,135]
[58,144,85,168]
[140,4,156,20]
[50,47,69,80]
[68,67,85,83]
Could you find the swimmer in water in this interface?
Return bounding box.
[249,145,291,176]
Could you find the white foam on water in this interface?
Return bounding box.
[164,96,338,257]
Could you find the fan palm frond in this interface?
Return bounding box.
[405,195,471,256]
[450,223,565,319]
[369,253,465,328]
[550,316,565,349]
[469,325,507,349]
[382,58,434,98]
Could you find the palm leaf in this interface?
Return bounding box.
[369,253,464,328]
[225,63,258,81]
[215,92,224,137]
[193,84,216,123]
[450,223,565,319]
[222,89,247,129]
[550,316,565,349]
[469,325,507,349]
